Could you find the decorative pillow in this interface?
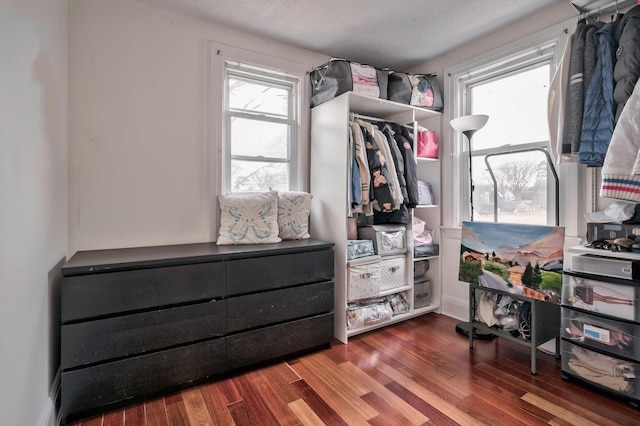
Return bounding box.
[277,191,313,240]
[217,191,281,245]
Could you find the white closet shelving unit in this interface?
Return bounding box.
[310,92,442,343]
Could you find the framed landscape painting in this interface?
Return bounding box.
[459,221,565,304]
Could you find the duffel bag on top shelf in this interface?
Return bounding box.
[388,72,443,111]
[310,58,389,107]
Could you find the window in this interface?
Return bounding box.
[452,37,563,225]
[224,63,298,193]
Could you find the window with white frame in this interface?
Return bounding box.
[224,63,299,193]
[453,38,562,225]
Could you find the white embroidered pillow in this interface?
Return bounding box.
[277,191,312,240]
[217,191,281,245]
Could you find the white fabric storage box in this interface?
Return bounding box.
[414,278,431,308]
[562,272,638,321]
[347,255,381,301]
[379,255,407,291]
[358,225,406,256]
[562,309,637,359]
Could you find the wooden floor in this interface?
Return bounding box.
[67,314,639,426]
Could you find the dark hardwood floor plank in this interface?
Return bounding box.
[226,400,257,426]
[384,381,457,426]
[124,404,146,426]
[215,376,242,405]
[377,362,483,425]
[231,371,281,425]
[286,398,326,425]
[144,397,168,426]
[180,388,212,426]
[339,361,427,425]
[289,361,371,425]
[361,391,422,426]
[198,382,235,426]
[165,401,189,426]
[258,365,302,404]
[103,410,125,426]
[243,368,299,426]
[81,415,104,426]
[289,379,348,426]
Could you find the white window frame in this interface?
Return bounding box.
[224,64,297,193]
[444,20,573,228]
[208,42,310,241]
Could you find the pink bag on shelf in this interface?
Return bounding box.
[417,130,438,159]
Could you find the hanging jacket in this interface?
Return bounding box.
[357,119,403,209]
[349,122,371,215]
[578,21,618,166]
[361,127,396,212]
[377,122,408,201]
[348,126,361,209]
[600,79,640,202]
[388,122,419,207]
[563,19,587,154]
[548,29,572,163]
[613,5,640,122]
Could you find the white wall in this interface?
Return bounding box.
[68,0,328,255]
[409,1,579,320]
[0,0,67,425]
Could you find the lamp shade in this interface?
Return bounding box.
[450,114,489,134]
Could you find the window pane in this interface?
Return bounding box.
[472,151,549,225]
[228,77,289,116]
[230,117,289,159]
[470,65,550,150]
[231,160,289,192]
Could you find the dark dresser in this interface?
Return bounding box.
[60,239,334,421]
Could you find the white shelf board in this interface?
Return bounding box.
[379,285,412,297]
[570,245,640,261]
[415,204,439,209]
[346,304,440,338]
[417,157,439,163]
[414,255,439,262]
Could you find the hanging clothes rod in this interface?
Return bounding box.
[572,0,636,20]
[349,112,386,122]
[349,112,414,128]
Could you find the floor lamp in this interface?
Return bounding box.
[450,114,494,339]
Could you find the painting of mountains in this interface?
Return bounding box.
[459,221,565,304]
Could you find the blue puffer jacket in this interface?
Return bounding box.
[578,21,618,166]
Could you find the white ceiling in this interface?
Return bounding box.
[139,0,624,70]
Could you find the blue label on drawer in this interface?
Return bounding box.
[583,324,610,344]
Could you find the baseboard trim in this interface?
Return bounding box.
[39,368,61,426]
[441,294,468,322]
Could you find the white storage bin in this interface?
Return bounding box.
[347,255,381,302]
[379,255,407,291]
[358,225,406,256]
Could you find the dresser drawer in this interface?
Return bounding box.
[61,300,226,369]
[561,308,638,360]
[226,313,333,369]
[562,340,638,397]
[227,281,333,332]
[61,338,227,419]
[562,272,638,321]
[62,261,226,322]
[227,249,333,295]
